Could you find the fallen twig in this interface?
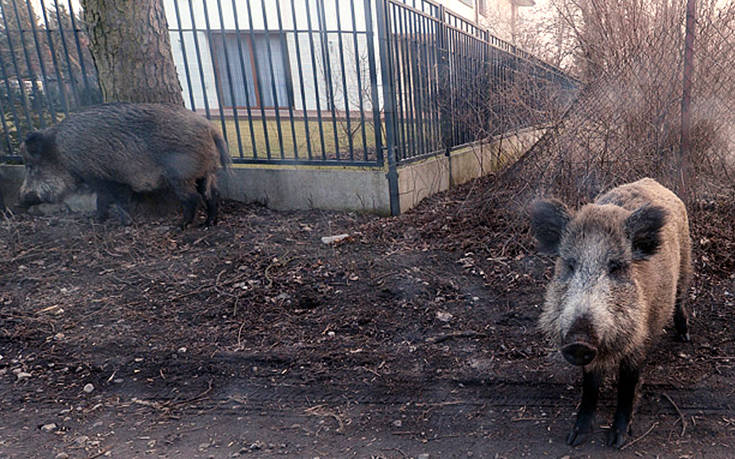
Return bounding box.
[304,404,348,433]
[620,421,658,450]
[85,448,113,459]
[425,331,489,344]
[170,378,214,407]
[663,392,687,437]
[264,250,294,289]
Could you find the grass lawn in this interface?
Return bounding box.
[215,118,380,161]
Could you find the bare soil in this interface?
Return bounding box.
[1,177,733,458]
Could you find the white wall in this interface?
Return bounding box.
[169,31,218,111]
[164,0,383,113]
[163,0,484,114]
[441,0,477,22]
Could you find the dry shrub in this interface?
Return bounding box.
[406,1,735,256]
[488,0,735,209]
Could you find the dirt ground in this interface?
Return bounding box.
[1,177,734,458]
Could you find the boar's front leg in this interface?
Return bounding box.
[608,359,640,448]
[567,369,601,446]
[95,181,132,225]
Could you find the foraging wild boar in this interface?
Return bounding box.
[530,178,691,448]
[19,103,231,228]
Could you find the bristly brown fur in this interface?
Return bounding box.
[536,177,691,372]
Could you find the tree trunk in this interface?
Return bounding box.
[80,0,183,105]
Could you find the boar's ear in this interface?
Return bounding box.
[530,199,571,256]
[22,131,47,158]
[625,204,668,260]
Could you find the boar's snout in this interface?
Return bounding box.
[561,341,597,366]
[18,190,41,208]
[561,315,598,366]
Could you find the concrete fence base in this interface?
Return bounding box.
[0,128,543,218]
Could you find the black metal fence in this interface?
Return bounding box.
[0,0,577,167]
[0,0,100,159]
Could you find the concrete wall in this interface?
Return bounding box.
[397,154,450,214]
[396,127,545,213]
[0,163,392,217]
[0,165,24,211]
[220,164,391,214]
[0,128,541,218]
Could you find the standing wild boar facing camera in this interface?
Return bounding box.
[19,103,231,228]
[530,178,692,448]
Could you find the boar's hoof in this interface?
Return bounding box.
[566,415,594,446]
[561,342,597,366]
[606,424,629,448]
[677,330,691,343]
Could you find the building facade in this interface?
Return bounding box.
[163,0,530,114]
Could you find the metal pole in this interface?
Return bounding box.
[376,0,399,215]
[679,0,695,204]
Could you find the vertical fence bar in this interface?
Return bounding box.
[349,0,368,161]
[202,0,231,149]
[398,5,414,160]
[0,95,11,154]
[40,0,70,117]
[388,3,405,161]
[376,0,399,215]
[290,0,313,160]
[408,8,425,157]
[260,0,285,158]
[274,0,299,159]
[335,0,353,160]
[172,0,196,111]
[23,0,53,126]
[317,0,340,160]
[187,0,211,120]
[215,0,244,157]
[364,0,383,165]
[0,1,33,131]
[0,39,24,142]
[436,5,450,152]
[66,0,94,101]
[246,0,272,158]
[425,14,439,152]
[304,0,326,159]
[230,0,257,159]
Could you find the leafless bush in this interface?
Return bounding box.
[491,0,735,208]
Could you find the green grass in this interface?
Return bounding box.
[216,118,379,161]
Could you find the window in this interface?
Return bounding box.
[212,33,292,109]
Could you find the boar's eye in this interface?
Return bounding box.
[608,259,626,275]
[565,258,577,273]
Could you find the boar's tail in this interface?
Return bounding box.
[212,129,232,169]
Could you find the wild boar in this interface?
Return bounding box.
[530,178,692,448]
[19,103,231,228]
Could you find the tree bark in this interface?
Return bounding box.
[80,0,183,105]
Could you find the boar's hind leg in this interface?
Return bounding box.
[674,283,691,342]
[675,245,692,342]
[567,369,601,446]
[608,359,640,448]
[172,180,202,229]
[196,176,219,227]
[95,181,132,226]
[674,298,691,342]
